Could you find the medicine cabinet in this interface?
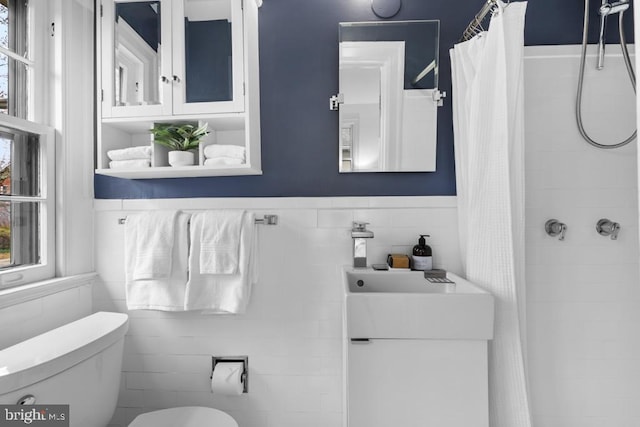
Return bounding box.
[95,0,262,179]
[334,21,443,173]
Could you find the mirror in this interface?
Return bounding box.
[114,1,161,107]
[338,21,440,173]
[113,0,235,108]
[182,0,234,104]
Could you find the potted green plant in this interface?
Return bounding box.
[150,122,209,167]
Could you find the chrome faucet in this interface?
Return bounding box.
[351,221,374,268]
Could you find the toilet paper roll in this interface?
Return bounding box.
[211,362,245,395]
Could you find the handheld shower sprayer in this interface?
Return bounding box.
[597,0,630,69]
[575,0,636,149]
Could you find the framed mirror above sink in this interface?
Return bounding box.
[335,20,443,173]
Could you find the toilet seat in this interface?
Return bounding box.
[128,406,238,427]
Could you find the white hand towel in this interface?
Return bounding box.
[109,159,151,169]
[107,146,152,161]
[129,211,178,280]
[204,144,246,160]
[185,212,257,314]
[198,210,245,275]
[204,157,245,166]
[125,212,190,311]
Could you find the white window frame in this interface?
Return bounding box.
[0,0,56,289]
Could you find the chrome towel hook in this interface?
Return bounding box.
[596,218,620,240]
[545,219,567,241]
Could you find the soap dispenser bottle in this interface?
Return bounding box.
[412,234,433,271]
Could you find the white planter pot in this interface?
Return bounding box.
[168,150,195,167]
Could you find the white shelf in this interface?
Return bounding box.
[96,164,262,179]
[101,114,246,133]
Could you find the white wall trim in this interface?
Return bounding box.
[0,272,97,310]
[524,44,635,60]
[53,0,96,277]
[94,196,458,212]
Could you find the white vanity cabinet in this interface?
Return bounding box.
[342,269,493,427]
[347,340,489,427]
[95,0,261,179]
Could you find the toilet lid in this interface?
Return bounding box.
[128,406,238,427]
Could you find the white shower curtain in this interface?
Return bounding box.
[450,2,531,427]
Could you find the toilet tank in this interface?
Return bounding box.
[0,311,129,427]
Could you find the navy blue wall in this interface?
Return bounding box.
[95,0,634,199]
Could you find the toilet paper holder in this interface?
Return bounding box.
[210,356,249,393]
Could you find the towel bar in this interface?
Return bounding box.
[117,214,278,225]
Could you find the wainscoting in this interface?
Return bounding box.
[93,196,461,427]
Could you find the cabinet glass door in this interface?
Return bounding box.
[102,0,172,118]
[171,0,244,114]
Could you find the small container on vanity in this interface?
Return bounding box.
[387,254,411,269]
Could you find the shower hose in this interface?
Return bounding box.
[576,0,637,149]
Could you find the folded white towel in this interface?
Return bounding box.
[204,157,245,166]
[185,212,257,314]
[108,146,152,161]
[109,159,151,169]
[197,210,245,275]
[125,212,191,311]
[130,211,178,280]
[204,144,245,160]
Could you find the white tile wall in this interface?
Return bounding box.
[524,45,640,427]
[0,283,93,349]
[88,44,640,427]
[93,196,461,427]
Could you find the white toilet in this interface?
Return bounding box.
[129,406,237,427]
[0,312,238,427]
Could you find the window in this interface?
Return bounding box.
[0,0,54,289]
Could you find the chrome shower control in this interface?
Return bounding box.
[596,218,620,240]
[545,219,567,241]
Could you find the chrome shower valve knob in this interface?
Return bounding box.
[545,219,567,241]
[596,218,620,240]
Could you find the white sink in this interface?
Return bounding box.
[343,267,494,340]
